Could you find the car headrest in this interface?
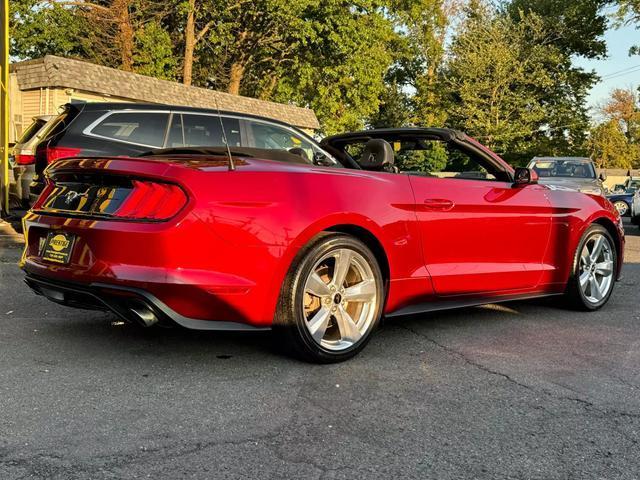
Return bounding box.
[288,147,310,162]
[358,139,395,171]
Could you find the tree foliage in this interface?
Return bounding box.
[588,120,635,168]
[9,0,631,159]
[615,0,640,54]
[587,88,640,168]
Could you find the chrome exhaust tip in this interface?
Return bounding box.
[128,301,159,327]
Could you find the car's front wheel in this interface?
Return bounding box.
[565,224,617,311]
[274,233,385,363]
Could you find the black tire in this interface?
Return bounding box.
[273,233,385,363]
[631,214,640,226]
[564,224,617,311]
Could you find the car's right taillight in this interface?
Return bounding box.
[114,180,188,220]
[46,146,82,164]
[36,144,82,165]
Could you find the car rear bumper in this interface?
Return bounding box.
[20,211,282,328]
[24,274,268,331]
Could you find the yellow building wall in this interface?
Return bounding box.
[8,80,145,142]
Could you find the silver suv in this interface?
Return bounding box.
[527,157,605,196]
[9,115,58,209]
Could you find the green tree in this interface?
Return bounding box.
[507,0,611,59]
[133,21,178,80]
[506,0,603,161]
[442,9,566,162]
[10,0,170,73]
[10,0,90,59]
[615,0,640,54]
[263,0,397,134]
[601,87,640,142]
[588,120,635,168]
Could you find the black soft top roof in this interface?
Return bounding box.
[321,127,469,148]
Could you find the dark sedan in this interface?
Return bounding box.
[607,189,638,217]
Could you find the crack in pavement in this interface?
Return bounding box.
[397,324,640,420]
[0,430,288,479]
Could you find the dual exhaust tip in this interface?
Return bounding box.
[29,278,160,328]
[126,300,159,328]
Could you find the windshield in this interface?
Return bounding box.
[531,160,595,179]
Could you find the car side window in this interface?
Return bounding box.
[347,138,498,180]
[247,121,316,160]
[175,114,241,148]
[398,140,497,180]
[90,112,169,147]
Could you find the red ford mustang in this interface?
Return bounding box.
[20,128,624,362]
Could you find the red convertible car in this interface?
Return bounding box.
[20,128,623,362]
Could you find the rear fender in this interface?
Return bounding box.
[261,213,392,322]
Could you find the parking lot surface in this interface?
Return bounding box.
[1,219,639,479]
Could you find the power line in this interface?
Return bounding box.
[599,64,640,80]
[601,67,640,82]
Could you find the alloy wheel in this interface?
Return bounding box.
[613,201,629,216]
[578,233,614,304]
[302,248,378,351]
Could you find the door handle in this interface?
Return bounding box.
[423,198,455,211]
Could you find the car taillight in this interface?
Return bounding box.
[32,181,55,210]
[15,153,36,165]
[46,146,82,164]
[114,180,188,220]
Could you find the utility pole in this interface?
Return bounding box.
[0,0,9,216]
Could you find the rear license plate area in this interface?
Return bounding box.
[42,231,76,264]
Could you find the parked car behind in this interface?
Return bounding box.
[527,157,605,196]
[607,188,638,216]
[29,102,335,204]
[9,115,57,208]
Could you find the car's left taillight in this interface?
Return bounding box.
[113,180,188,220]
[32,181,55,210]
[15,153,36,165]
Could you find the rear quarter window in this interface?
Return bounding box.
[16,119,47,144]
[89,112,169,147]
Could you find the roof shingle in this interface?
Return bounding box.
[11,56,319,130]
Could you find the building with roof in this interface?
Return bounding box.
[8,55,319,143]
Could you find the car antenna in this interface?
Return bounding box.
[211,87,235,171]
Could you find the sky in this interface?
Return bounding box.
[574,22,640,118]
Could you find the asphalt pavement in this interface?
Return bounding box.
[1,219,639,479]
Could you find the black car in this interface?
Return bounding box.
[30,102,335,203]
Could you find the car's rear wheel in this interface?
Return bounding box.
[274,233,384,363]
[565,224,616,311]
[613,200,629,217]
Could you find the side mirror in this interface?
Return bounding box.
[599,172,607,181]
[513,167,538,186]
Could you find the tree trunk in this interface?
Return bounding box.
[183,0,196,86]
[114,0,134,71]
[259,75,278,100]
[228,62,245,95]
